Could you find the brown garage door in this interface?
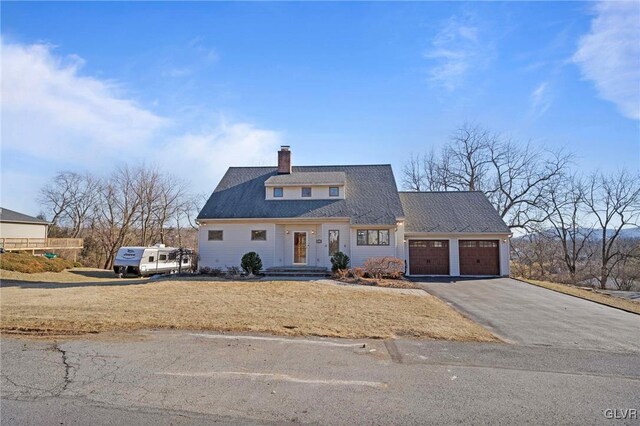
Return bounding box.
[459,240,500,276]
[409,240,449,275]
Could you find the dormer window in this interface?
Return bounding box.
[273,187,283,198]
[301,187,312,197]
[329,187,339,197]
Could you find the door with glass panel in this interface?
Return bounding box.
[293,232,307,264]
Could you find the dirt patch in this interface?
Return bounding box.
[0,278,497,342]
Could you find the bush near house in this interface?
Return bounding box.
[330,251,350,272]
[364,256,405,279]
[240,252,263,275]
[0,252,76,273]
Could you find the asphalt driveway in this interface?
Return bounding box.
[415,278,640,353]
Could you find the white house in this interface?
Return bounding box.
[197,146,511,276]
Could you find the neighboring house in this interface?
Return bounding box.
[0,208,49,239]
[197,146,511,276]
[0,207,83,254]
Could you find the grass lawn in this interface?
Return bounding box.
[519,278,640,315]
[0,268,497,342]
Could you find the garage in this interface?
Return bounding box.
[459,240,500,276]
[408,240,449,275]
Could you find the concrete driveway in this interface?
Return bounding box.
[414,278,640,353]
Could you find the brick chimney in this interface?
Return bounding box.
[277,146,291,174]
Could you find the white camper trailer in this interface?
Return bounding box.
[113,244,193,277]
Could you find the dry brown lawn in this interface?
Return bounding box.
[520,278,640,315]
[0,268,497,341]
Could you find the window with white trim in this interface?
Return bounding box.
[356,229,390,246]
[251,230,267,241]
[208,230,223,241]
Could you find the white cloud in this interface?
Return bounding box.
[0,39,283,212]
[530,82,553,118]
[424,14,490,91]
[1,39,167,162]
[573,1,640,120]
[161,120,281,189]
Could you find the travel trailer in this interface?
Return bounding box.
[113,244,193,277]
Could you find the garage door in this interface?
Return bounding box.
[409,240,449,275]
[459,240,500,275]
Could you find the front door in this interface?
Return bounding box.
[293,232,307,264]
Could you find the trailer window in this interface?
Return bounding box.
[159,254,167,261]
[148,256,155,262]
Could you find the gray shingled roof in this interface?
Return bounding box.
[265,171,346,186]
[0,207,50,225]
[399,192,510,234]
[198,165,404,225]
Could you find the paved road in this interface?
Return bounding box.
[2,331,639,425]
[414,278,640,352]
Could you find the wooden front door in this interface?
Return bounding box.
[459,240,500,275]
[409,240,449,275]
[293,232,307,264]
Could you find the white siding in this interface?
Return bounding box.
[0,222,47,239]
[500,238,510,276]
[274,224,285,265]
[319,223,351,268]
[198,221,353,269]
[265,185,345,200]
[198,223,276,269]
[449,239,460,276]
[349,227,399,267]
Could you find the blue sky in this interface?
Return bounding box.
[1,1,639,216]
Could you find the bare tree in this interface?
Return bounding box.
[402,153,425,191]
[584,170,640,289]
[39,171,101,237]
[609,237,640,291]
[94,166,143,269]
[487,141,571,230]
[403,123,572,230]
[445,123,494,191]
[546,175,594,283]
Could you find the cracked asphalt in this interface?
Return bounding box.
[2,330,639,425]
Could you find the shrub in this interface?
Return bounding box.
[199,266,211,275]
[350,267,365,278]
[333,268,350,279]
[240,252,263,275]
[226,265,242,277]
[330,251,350,272]
[363,256,405,279]
[210,267,224,277]
[0,252,74,273]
